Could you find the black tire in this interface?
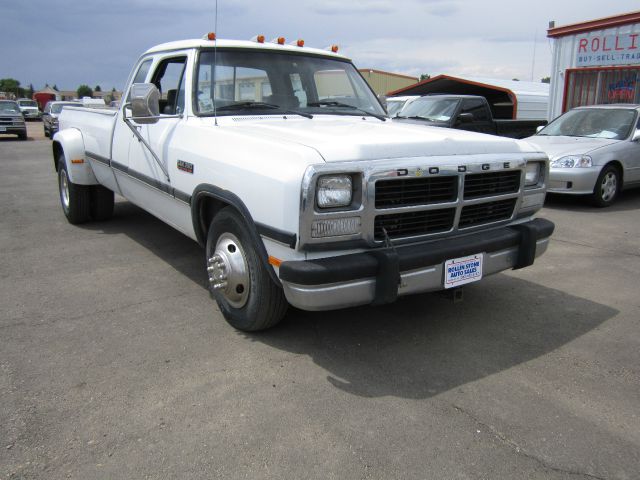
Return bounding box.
[18,131,27,141]
[90,185,114,221]
[206,207,288,331]
[590,164,620,207]
[44,126,49,138]
[58,156,91,224]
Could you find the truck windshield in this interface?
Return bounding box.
[0,101,20,113]
[19,100,38,107]
[538,108,636,140]
[195,49,385,118]
[397,97,459,122]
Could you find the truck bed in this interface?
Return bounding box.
[59,106,118,160]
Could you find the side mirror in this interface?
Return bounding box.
[632,129,640,142]
[129,83,160,124]
[457,112,474,124]
[536,125,545,133]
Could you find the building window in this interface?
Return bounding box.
[565,68,640,111]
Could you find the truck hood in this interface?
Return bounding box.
[523,135,619,160]
[229,116,535,162]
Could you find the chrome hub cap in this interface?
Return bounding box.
[601,172,617,202]
[207,233,249,308]
[60,169,70,210]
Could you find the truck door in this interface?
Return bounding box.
[109,58,153,194]
[118,53,193,235]
[457,98,493,135]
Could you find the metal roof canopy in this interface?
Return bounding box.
[387,74,549,120]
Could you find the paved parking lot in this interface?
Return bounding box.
[1,130,639,479]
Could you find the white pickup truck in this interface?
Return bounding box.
[52,34,554,331]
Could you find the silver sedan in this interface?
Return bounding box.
[525,105,640,206]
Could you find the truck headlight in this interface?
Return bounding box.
[525,161,543,187]
[551,155,592,168]
[316,175,353,208]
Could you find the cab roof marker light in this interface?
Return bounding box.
[202,32,216,41]
[325,44,339,53]
[251,34,265,43]
[289,39,304,47]
[271,36,286,45]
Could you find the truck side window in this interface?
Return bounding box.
[150,57,187,115]
[461,99,489,121]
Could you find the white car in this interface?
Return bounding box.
[385,95,419,117]
[525,104,640,206]
[17,99,40,120]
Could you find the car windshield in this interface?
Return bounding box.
[18,100,38,107]
[0,101,20,113]
[397,97,459,121]
[51,103,80,114]
[195,49,385,118]
[538,108,637,140]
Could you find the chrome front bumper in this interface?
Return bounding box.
[279,218,554,311]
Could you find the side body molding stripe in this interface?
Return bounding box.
[86,150,191,205]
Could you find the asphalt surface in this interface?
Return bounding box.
[1,123,639,479]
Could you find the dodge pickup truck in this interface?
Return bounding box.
[393,94,546,139]
[52,34,554,331]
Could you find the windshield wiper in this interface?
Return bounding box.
[216,102,313,119]
[307,101,386,121]
[395,115,436,121]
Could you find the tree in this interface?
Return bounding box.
[541,77,550,84]
[27,83,35,98]
[77,84,93,98]
[94,85,102,92]
[420,73,431,82]
[52,84,59,91]
[0,78,24,98]
[512,78,520,81]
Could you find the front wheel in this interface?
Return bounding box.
[591,165,620,207]
[206,207,288,331]
[58,157,91,224]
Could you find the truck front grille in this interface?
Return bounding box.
[459,199,517,228]
[374,208,455,240]
[371,170,520,242]
[463,171,521,199]
[375,176,457,208]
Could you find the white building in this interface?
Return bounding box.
[547,10,640,120]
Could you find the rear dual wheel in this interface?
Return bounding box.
[206,207,288,331]
[58,154,114,223]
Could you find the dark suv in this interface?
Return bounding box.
[0,100,27,140]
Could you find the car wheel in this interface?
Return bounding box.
[44,126,49,138]
[206,207,288,331]
[58,156,91,224]
[18,131,27,140]
[591,164,620,207]
[90,185,114,221]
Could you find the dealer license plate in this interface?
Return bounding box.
[444,253,483,289]
[0,127,6,132]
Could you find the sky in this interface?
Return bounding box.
[1,0,639,92]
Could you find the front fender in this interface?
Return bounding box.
[52,128,98,185]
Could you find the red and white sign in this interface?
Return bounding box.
[576,33,640,66]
